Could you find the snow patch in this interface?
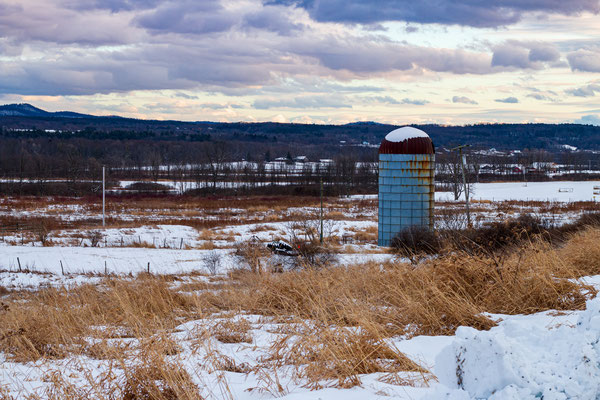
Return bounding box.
[433,298,600,399]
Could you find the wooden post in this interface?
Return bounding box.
[102,165,105,227]
[147,262,150,274]
[17,257,22,272]
[320,177,323,245]
[60,260,64,275]
[104,261,107,275]
[180,238,183,249]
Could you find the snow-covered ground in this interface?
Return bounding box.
[1,190,600,398]
[2,278,599,399]
[438,181,600,202]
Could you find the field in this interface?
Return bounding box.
[1,184,600,399]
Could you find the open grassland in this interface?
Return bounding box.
[0,194,596,250]
[1,224,600,398]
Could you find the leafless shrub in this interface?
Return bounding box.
[202,251,222,275]
[290,242,338,270]
[233,239,270,273]
[88,231,103,247]
[36,224,52,246]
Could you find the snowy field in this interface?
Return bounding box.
[437,180,600,202]
[2,278,600,399]
[1,191,600,399]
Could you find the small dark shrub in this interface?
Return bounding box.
[292,242,338,270]
[446,214,547,254]
[88,231,103,247]
[391,226,441,258]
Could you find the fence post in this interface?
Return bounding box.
[17,257,22,272]
[60,260,64,275]
[147,262,150,274]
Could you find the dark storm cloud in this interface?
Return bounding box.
[495,97,519,103]
[267,0,600,27]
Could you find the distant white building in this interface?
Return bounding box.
[294,156,308,163]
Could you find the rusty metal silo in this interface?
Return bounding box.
[378,127,435,246]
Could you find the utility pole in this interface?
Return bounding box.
[451,144,472,228]
[319,177,324,244]
[102,165,105,227]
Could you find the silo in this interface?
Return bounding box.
[378,127,435,247]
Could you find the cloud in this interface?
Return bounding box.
[243,5,304,35]
[526,93,554,101]
[62,0,161,12]
[573,114,600,126]
[174,92,199,99]
[495,97,519,103]
[362,96,402,104]
[292,36,494,75]
[566,83,600,97]
[567,49,600,72]
[0,1,138,45]
[452,96,477,104]
[135,1,237,35]
[400,98,429,105]
[491,41,560,69]
[529,46,560,63]
[253,95,352,109]
[267,0,600,27]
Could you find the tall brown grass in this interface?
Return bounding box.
[1,227,599,395]
[0,277,200,362]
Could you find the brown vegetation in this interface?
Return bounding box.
[1,225,599,395]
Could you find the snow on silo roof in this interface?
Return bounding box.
[385,126,429,142]
[379,126,434,155]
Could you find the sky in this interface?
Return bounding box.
[0,0,599,125]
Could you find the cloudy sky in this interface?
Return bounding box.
[1,0,599,125]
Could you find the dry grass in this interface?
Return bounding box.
[121,353,201,400]
[204,231,596,337]
[558,227,600,277]
[1,226,600,395]
[267,324,428,389]
[0,277,200,362]
[348,225,377,243]
[209,318,253,344]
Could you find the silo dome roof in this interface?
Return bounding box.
[379,126,434,155]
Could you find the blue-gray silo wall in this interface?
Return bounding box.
[378,153,435,247]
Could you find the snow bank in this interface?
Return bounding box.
[385,127,429,142]
[432,298,600,399]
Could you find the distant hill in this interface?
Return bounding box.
[1,103,600,151]
[0,103,94,118]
